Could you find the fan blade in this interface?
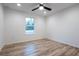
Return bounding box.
[32,7,39,11]
[44,6,52,11]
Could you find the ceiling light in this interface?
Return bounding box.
[39,6,44,10]
[17,3,21,6]
[44,11,46,14]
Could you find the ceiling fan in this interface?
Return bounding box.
[32,3,52,11]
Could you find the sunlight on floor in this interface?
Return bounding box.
[24,43,38,56]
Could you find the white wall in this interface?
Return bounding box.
[4,7,46,45]
[0,4,4,49]
[46,5,79,48]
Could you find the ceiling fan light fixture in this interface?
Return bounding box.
[39,6,44,10]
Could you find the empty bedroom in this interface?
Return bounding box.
[0,3,79,56]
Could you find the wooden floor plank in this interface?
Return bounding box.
[0,39,79,56]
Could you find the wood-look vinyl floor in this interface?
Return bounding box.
[0,39,79,56]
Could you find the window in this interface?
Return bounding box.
[25,17,34,34]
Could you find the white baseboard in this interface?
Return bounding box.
[48,38,79,48]
[5,38,44,46]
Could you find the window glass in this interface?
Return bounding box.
[25,18,34,34]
